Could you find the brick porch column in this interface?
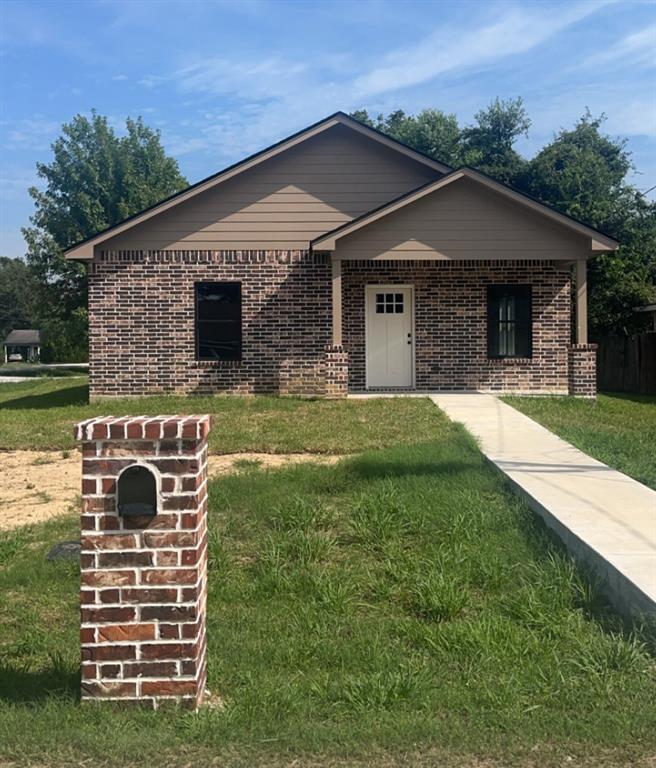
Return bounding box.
[76,415,210,709]
[569,260,597,397]
[568,344,597,398]
[324,345,349,398]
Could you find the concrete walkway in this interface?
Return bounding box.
[430,394,656,618]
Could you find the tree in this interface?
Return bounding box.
[23,111,188,360]
[522,111,630,225]
[0,257,36,341]
[461,97,531,184]
[353,98,531,183]
[351,108,466,167]
[523,112,656,336]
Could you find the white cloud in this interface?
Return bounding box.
[0,117,59,150]
[580,24,656,70]
[138,74,167,89]
[353,1,614,98]
[175,57,309,101]
[165,54,344,159]
[112,74,129,81]
[0,166,39,200]
[605,97,656,138]
[157,0,617,166]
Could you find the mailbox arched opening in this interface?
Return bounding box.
[116,463,160,517]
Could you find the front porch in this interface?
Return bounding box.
[325,257,595,398]
[314,167,610,401]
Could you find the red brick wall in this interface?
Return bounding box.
[568,344,597,397]
[89,250,331,398]
[342,260,571,393]
[324,345,349,398]
[77,415,210,709]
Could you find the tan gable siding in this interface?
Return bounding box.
[334,177,590,261]
[101,124,439,252]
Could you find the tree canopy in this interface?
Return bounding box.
[351,107,467,168]
[0,257,36,343]
[522,112,655,335]
[22,111,188,360]
[352,101,656,337]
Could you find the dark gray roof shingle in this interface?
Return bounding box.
[3,329,40,345]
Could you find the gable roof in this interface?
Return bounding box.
[4,329,40,345]
[311,168,619,253]
[64,112,451,260]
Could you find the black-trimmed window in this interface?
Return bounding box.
[195,282,242,361]
[487,285,532,358]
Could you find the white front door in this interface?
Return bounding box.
[365,285,414,388]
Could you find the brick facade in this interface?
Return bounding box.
[89,250,331,398]
[568,344,598,397]
[324,345,349,398]
[76,415,210,709]
[343,260,572,393]
[88,251,580,397]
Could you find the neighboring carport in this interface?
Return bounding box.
[3,329,41,363]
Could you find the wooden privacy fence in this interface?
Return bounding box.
[597,333,656,395]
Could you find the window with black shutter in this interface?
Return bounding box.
[195,282,242,361]
[487,285,532,358]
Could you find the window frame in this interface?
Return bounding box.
[194,281,243,362]
[486,284,533,360]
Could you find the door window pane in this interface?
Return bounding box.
[374,291,405,315]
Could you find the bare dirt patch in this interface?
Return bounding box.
[0,450,341,531]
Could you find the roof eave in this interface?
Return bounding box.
[66,243,94,261]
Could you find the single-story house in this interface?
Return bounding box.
[3,329,41,363]
[65,112,618,400]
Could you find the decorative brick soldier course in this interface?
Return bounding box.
[76,415,210,709]
[568,344,598,398]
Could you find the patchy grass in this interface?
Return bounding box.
[504,393,656,491]
[1,415,654,767]
[0,377,441,454]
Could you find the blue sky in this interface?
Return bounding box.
[0,0,654,258]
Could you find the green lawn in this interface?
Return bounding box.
[0,363,85,378]
[0,377,441,454]
[1,399,655,767]
[503,393,656,491]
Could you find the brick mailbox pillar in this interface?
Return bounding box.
[75,415,211,709]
